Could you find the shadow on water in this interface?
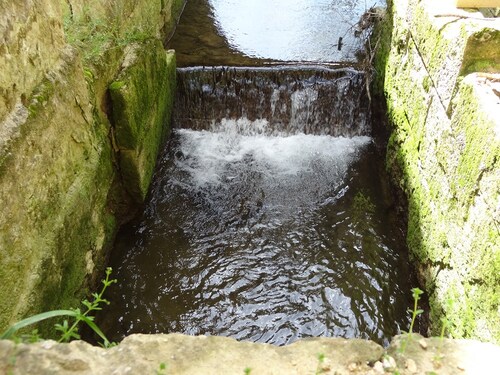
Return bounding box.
[93,0,429,347]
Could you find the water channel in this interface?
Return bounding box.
[100,0,423,347]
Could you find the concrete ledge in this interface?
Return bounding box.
[1,333,499,374]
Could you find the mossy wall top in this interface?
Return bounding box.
[0,0,185,332]
[376,0,499,342]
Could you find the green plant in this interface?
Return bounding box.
[243,367,252,375]
[400,287,424,353]
[433,314,450,364]
[156,362,168,375]
[438,315,449,345]
[63,6,154,65]
[353,191,376,214]
[12,329,42,344]
[315,353,326,375]
[0,267,117,348]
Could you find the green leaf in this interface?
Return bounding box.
[1,310,77,340]
[411,287,424,298]
[79,315,110,346]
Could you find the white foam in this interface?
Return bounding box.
[173,120,371,211]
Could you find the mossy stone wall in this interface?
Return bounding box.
[109,42,176,202]
[375,0,499,342]
[0,0,184,332]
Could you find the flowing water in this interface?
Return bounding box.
[100,0,422,347]
[175,66,370,135]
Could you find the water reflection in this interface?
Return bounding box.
[168,0,385,66]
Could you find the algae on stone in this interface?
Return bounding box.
[109,41,176,203]
[375,0,500,343]
[0,0,183,333]
[0,47,117,332]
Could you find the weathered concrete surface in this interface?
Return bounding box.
[375,0,499,342]
[1,333,499,374]
[0,0,184,332]
[387,334,500,374]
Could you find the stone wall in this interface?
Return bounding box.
[375,0,499,342]
[0,0,184,332]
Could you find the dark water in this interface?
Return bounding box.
[99,0,422,347]
[102,122,416,346]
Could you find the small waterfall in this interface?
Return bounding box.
[100,0,422,348]
[175,66,370,137]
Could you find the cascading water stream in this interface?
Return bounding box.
[100,65,418,346]
[175,66,370,136]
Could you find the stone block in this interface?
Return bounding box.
[109,41,176,203]
[380,0,500,342]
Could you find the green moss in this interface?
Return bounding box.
[26,79,55,119]
[109,80,125,90]
[380,0,500,343]
[0,46,118,334]
[451,85,499,209]
[422,76,431,93]
[353,191,376,215]
[460,28,500,75]
[371,4,393,95]
[109,41,176,203]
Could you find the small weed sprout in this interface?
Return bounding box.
[433,315,450,364]
[56,267,117,346]
[439,316,449,345]
[243,367,252,375]
[155,362,168,375]
[400,287,424,353]
[315,352,326,375]
[0,267,117,348]
[438,296,454,353]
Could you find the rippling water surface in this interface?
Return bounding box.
[102,121,416,346]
